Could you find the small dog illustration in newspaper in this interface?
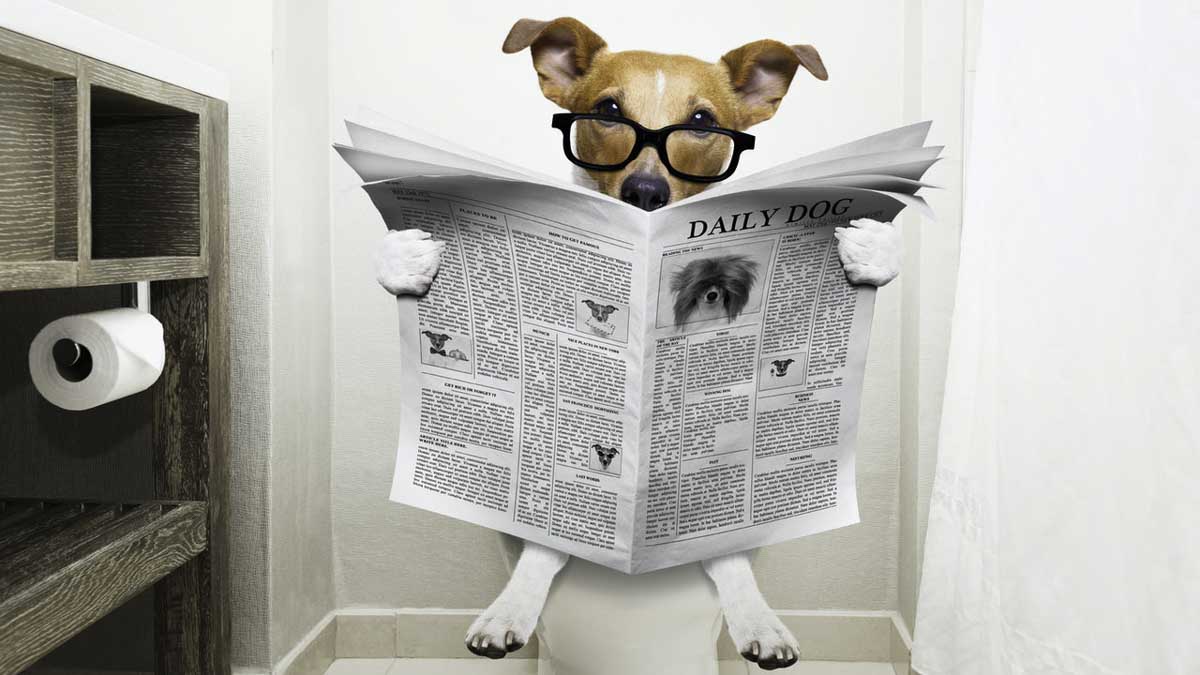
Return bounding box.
[770,358,796,377]
[575,293,629,342]
[420,329,472,374]
[671,255,759,328]
[592,443,620,471]
[583,299,619,323]
[422,330,452,355]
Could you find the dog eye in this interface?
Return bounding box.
[594,98,622,119]
[689,109,717,135]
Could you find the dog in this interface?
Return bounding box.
[671,255,759,328]
[422,330,451,355]
[592,443,620,470]
[446,348,469,362]
[770,358,795,377]
[373,16,905,671]
[582,299,619,323]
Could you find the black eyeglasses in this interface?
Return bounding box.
[552,113,755,183]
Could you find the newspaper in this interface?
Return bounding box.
[337,118,939,573]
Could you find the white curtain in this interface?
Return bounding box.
[912,2,1199,674]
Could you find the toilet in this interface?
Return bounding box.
[498,535,723,675]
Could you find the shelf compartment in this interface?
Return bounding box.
[0,499,207,674]
[89,85,201,260]
[0,29,82,291]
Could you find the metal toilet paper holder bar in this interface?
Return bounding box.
[52,281,150,379]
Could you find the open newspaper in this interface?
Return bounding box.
[337,117,939,574]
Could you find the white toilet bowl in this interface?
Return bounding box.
[498,535,723,675]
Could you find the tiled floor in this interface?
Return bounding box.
[325,658,896,675]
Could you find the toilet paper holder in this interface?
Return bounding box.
[52,281,150,382]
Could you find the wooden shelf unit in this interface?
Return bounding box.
[0,27,219,292]
[0,501,207,674]
[0,25,230,675]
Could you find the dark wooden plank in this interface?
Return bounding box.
[0,503,44,531]
[53,76,79,261]
[0,499,131,593]
[0,502,82,552]
[202,98,231,675]
[0,58,55,262]
[0,504,123,594]
[0,502,206,674]
[150,276,208,675]
[77,257,206,286]
[0,261,76,290]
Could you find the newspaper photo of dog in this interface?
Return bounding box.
[657,238,775,331]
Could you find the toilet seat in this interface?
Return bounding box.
[498,536,722,675]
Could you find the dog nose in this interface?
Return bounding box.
[620,174,670,211]
[706,291,718,302]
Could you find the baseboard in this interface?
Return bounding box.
[276,608,914,666]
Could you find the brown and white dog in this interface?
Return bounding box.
[373,17,903,671]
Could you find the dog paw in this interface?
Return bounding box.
[834,218,902,287]
[374,229,445,296]
[464,598,537,659]
[725,602,800,670]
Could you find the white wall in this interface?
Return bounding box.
[45,0,336,668]
[330,0,917,613]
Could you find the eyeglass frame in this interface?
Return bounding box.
[551,112,755,183]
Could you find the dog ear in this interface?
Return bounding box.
[720,40,827,127]
[503,17,607,108]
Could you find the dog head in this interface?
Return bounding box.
[771,358,795,376]
[670,254,759,327]
[422,330,451,351]
[592,443,620,470]
[583,299,618,322]
[503,17,827,210]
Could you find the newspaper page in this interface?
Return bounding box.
[337,121,935,573]
[632,187,904,572]
[358,175,651,571]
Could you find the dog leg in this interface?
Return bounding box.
[703,552,800,670]
[466,541,569,659]
[374,229,445,296]
[834,218,902,287]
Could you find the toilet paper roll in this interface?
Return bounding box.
[29,308,166,411]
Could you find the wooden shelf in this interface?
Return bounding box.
[0,500,207,674]
[0,26,222,293]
